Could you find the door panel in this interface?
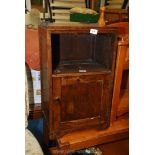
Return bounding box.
[61,78,103,122]
[52,75,111,134]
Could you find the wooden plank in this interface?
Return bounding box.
[117,89,129,117]
[110,45,127,122]
[57,118,128,150]
[105,9,127,14]
[106,23,128,123]
[50,138,129,155]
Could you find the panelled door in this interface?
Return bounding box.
[52,74,111,135]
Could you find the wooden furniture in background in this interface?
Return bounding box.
[28,103,42,119]
[39,23,118,143]
[108,22,129,122]
[105,0,124,9]
[88,0,128,24]
[105,9,128,24]
[98,6,106,26]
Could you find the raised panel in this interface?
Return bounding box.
[52,74,112,134]
[61,77,104,122]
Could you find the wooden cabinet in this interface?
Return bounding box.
[44,22,129,155]
[108,22,129,122]
[48,23,129,155]
[39,23,118,142]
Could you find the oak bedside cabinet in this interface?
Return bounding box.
[39,23,118,144]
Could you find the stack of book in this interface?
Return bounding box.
[50,0,86,23]
[105,0,124,9]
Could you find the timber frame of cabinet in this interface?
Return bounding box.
[39,23,120,143]
[48,22,129,155]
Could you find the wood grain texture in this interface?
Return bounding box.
[39,24,118,141]
[98,138,129,155]
[53,118,128,151]
[117,89,129,117]
[108,22,129,122]
[38,22,130,155]
[28,103,42,119]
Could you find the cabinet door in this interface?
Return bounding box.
[52,75,111,135]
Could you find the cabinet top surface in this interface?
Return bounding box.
[39,22,128,44]
[39,22,119,32]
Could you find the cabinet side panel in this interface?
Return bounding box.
[39,28,51,124]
